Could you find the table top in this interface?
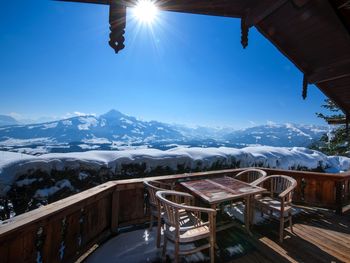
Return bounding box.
[180,176,266,205]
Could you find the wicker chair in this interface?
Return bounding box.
[254,175,297,242]
[143,180,175,248]
[234,168,267,185]
[228,168,267,210]
[156,190,216,263]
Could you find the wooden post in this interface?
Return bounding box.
[346,113,349,139]
[111,188,120,234]
[335,181,344,215]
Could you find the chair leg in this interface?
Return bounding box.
[279,216,284,243]
[149,213,153,231]
[289,212,293,233]
[209,237,215,263]
[162,236,168,261]
[156,216,161,248]
[174,239,180,263]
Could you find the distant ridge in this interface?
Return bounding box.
[0,115,19,127]
[0,109,327,155]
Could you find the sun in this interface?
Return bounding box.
[132,0,158,24]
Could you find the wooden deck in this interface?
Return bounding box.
[235,207,350,263]
[2,169,350,263]
[86,206,350,263]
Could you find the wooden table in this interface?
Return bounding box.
[180,176,266,244]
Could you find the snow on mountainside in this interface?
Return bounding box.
[0,146,349,195]
[223,123,328,147]
[0,110,328,154]
[0,110,186,153]
[0,115,19,127]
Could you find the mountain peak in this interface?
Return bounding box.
[100,109,124,119]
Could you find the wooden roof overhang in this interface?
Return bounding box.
[327,117,347,124]
[59,0,350,115]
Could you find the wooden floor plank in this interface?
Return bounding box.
[296,223,350,251]
[232,207,350,263]
[292,226,350,262]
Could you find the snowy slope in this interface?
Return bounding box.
[223,123,327,147]
[1,146,349,195]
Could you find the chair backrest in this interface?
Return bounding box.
[234,168,267,185]
[262,175,297,202]
[143,180,174,208]
[156,190,193,228]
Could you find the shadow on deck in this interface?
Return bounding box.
[85,207,350,263]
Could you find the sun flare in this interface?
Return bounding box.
[132,0,158,24]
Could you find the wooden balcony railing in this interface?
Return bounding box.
[0,168,349,262]
[263,169,350,214]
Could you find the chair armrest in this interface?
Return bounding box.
[180,204,216,215]
[250,176,266,186]
[254,176,270,187]
[234,170,246,178]
[278,180,297,198]
[278,187,293,198]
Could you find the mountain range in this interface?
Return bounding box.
[0,115,19,127]
[0,109,328,155]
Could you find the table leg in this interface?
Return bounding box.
[245,196,253,236]
[249,195,255,227]
[211,204,219,250]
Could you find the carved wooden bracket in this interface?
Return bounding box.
[241,17,249,49]
[241,0,288,49]
[109,0,127,53]
[302,74,308,100]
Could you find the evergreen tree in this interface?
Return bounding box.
[311,99,349,156]
[316,98,344,122]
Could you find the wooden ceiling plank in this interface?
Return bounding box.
[308,59,350,84]
[292,0,311,8]
[245,0,288,27]
[309,70,350,84]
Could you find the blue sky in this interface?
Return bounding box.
[0,1,327,128]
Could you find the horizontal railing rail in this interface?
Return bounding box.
[0,168,349,262]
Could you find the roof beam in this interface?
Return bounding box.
[57,0,109,5]
[57,0,247,16]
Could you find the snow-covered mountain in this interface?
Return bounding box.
[0,110,328,154]
[0,110,185,153]
[0,115,19,127]
[223,123,328,147]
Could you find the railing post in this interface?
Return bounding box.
[111,188,120,234]
[335,181,344,215]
